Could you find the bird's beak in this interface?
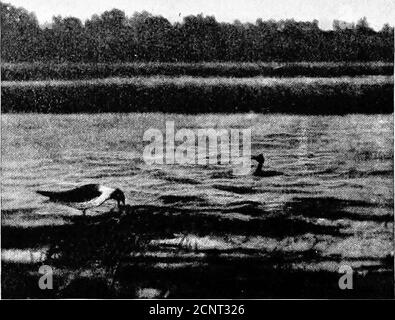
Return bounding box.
[251,155,257,161]
[118,200,125,208]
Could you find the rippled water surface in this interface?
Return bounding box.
[2,113,394,297]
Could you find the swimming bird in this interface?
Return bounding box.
[37,184,125,215]
[251,154,283,177]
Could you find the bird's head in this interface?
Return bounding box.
[110,188,126,207]
[251,154,265,164]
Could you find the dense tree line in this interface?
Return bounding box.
[1,1,394,63]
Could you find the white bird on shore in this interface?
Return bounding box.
[37,184,126,215]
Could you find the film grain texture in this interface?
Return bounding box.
[1,0,394,299]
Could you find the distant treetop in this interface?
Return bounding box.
[1,1,393,62]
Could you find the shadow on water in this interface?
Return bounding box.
[158,195,208,205]
[2,195,393,298]
[285,197,394,222]
[212,184,260,194]
[2,200,345,250]
[159,176,201,185]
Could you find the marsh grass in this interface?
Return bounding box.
[2,62,393,81]
[2,76,393,114]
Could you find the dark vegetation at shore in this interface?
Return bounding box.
[1,2,393,63]
[2,62,393,81]
[3,260,393,299]
[2,76,393,114]
[2,198,394,298]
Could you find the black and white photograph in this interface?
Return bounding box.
[1,0,394,301]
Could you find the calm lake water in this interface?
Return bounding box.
[1,113,394,296]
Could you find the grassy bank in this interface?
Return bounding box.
[2,76,393,114]
[2,62,393,81]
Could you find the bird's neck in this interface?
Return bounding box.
[255,161,263,174]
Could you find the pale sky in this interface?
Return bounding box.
[7,0,395,30]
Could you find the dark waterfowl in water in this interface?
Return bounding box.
[37,184,125,215]
[251,154,283,177]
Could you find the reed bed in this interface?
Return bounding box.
[2,75,393,114]
[2,62,393,81]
